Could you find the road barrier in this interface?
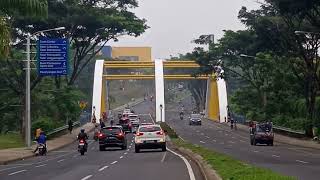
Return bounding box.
[272,125,306,138]
[47,121,80,138]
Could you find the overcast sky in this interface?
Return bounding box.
[109,0,261,59]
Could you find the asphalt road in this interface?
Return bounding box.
[166,97,320,180]
[0,101,203,180]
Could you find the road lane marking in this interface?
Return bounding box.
[120,156,124,159]
[200,141,206,144]
[149,113,155,124]
[57,159,65,163]
[253,150,259,153]
[212,139,217,142]
[229,141,235,144]
[167,148,196,180]
[8,170,27,176]
[239,140,245,142]
[296,160,309,164]
[179,136,185,141]
[127,149,130,151]
[81,175,93,180]
[272,155,280,158]
[98,166,109,171]
[35,164,47,168]
[91,147,95,150]
[73,154,79,158]
[161,152,167,163]
[129,145,132,148]
[205,136,210,139]
[111,161,118,165]
[124,152,128,155]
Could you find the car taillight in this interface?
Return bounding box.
[117,133,124,138]
[136,132,144,136]
[156,131,164,135]
[80,139,84,143]
[98,133,106,139]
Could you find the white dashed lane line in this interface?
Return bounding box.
[8,170,27,176]
[110,161,118,165]
[98,166,109,172]
[199,141,205,144]
[296,160,309,164]
[81,175,93,180]
[212,139,217,142]
[127,149,130,151]
[124,152,128,155]
[205,136,210,139]
[35,164,47,168]
[253,150,259,153]
[120,156,124,159]
[57,159,65,163]
[272,155,280,158]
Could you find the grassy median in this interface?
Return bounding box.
[160,123,296,180]
[0,133,24,150]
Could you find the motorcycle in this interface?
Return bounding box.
[78,139,87,155]
[37,144,47,156]
[180,115,183,120]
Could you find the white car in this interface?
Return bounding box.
[134,124,166,153]
[123,108,131,114]
[128,114,140,127]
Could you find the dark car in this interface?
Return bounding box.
[189,114,202,125]
[250,123,274,146]
[98,126,127,151]
[118,118,133,133]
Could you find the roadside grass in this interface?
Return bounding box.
[0,133,24,150]
[160,122,296,180]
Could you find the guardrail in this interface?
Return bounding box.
[47,121,80,137]
[273,125,306,138]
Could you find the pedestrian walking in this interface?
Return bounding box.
[68,119,73,134]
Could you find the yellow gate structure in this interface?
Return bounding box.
[91,59,228,123]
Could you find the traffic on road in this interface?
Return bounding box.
[0,100,201,180]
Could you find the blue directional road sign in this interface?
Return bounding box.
[37,37,68,76]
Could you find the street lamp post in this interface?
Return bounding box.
[160,104,163,122]
[25,27,65,148]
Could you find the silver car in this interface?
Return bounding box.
[128,114,140,127]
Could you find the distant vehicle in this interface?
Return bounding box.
[98,126,127,151]
[118,118,133,133]
[189,113,202,125]
[135,124,166,153]
[123,108,131,114]
[178,84,183,91]
[128,114,140,127]
[250,123,274,146]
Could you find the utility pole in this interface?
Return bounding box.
[25,36,31,148]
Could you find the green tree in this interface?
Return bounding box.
[11,0,148,85]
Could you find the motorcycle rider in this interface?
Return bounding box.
[34,131,47,153]
[77,129,88,150]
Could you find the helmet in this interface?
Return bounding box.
[81,129,85,133]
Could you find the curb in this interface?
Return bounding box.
[168,141,221,180]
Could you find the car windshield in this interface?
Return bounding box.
[102,128,121,135]
[139,126,161,132]
[191,114,201,118]
[256,124,272,132]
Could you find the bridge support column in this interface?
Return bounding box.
[155,59,165,122]
[92,60,104,123]
[217,78,228,123]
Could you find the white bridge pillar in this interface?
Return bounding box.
[92,60,105,123]
[155,59,165,122]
